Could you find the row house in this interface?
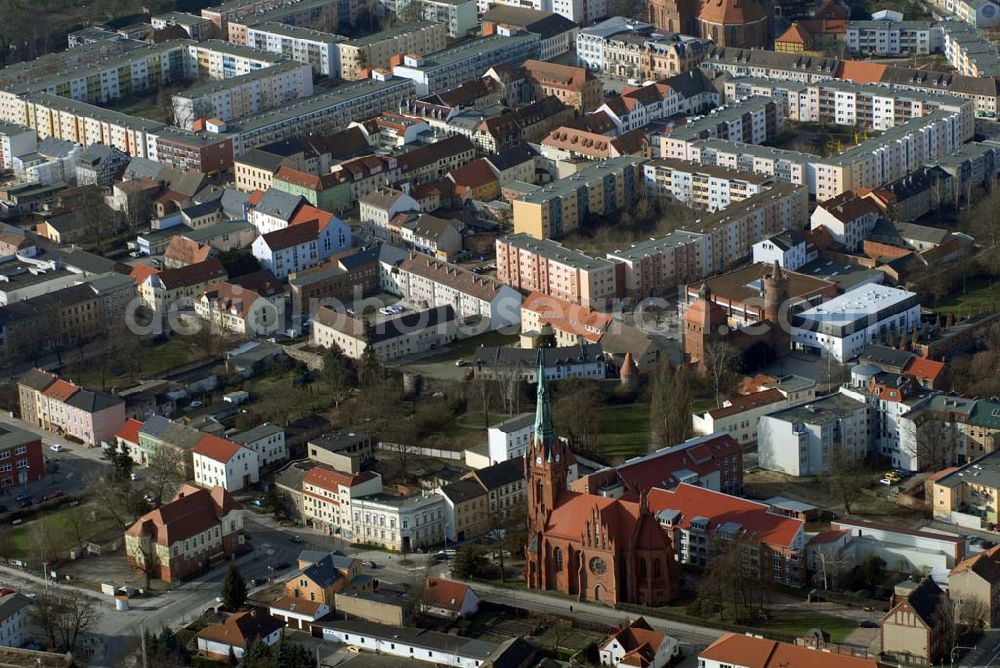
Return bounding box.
[17,368,125,447]
[577,18,712,79]
[194,282,281,337]
[598,82,682,133]
[301,466,382,538]
[520,60,602,112]
[351,490,445,551]
[397,135,475,184]
[231,423,287,468]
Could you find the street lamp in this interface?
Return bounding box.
[951,644,977,668]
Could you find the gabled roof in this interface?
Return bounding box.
[777,22,811,44]
[115,418,144,445]
[192,434,244,464]
[259,219,320,252]
[448,158,498,189]
[303,465,378,492]
[153,257,226,290]
[18,368,56,392]
[42,379,80,402]
[63,389,122,413]
[468,457,524,491]
[398,135,474,173]
[422,577,474,610]
[700,633,883,668]
[706,389,785,419]
[522,60,596,92]
[126,484,241,546]
[196,609,284,649]
[252,188,304,221]
[603,618,668,668]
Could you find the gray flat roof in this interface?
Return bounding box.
[344,21,439,47]
[316,620,498,659]
[500,233,614,271]
[248,21,347,43]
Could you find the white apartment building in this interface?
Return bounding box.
[191,435,261,492]
[231,423,287,467]
[941,20,1000,77]
[312,305,459,361]
[692,389,791,446]
[0,122,35,170]
[246,23,345,78]
[791,284,922,363]
[0,593,30,649]
[394,253,523,330]
[184,40,284,80]
[336,22,447,81]
[171,61,314,131]
[642,158,773,212]
[810,191,882,252]
[659,96,781,160]
[351,491,445,551]
[486,413,534,464]
[725,77,975,140]
[391,34,540,96]
[301,466,383,539]
[758,393,871,476]
[751,229,815,270]
[845,20,942,55]
[416,0,478,37]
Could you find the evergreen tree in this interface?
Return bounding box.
[243,637,273,667]
[102,447,134,483]
[228,646,239,666]
[358,320,383,388]
[220,563,247,610]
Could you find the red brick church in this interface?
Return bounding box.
[524,359,680,606]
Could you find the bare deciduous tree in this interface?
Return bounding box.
[147,445,187,507]
[649,362,693,447]
[702,340,739,408]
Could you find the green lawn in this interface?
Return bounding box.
[932,276,1000,315]
[596,403,650,460]
[427,331,520,363]
[6,503,119,562]
[763,610,860,644]
[67,337,209,389]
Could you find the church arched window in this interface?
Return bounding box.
[653,559,661,578]
[638,557,647,578]
[554,547,564,571]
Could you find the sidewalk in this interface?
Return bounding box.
[0,564,108,602]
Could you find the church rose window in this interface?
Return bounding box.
[589,557,607,575]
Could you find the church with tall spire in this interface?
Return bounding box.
[524,357,680,606]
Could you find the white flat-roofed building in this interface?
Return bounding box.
[791,284,922,362]
[246,23,346,78]
[845,20,942,55]
[642,158,774,212]
[487,413,534,464]
[391,34,540,97]
[758,393,871,476]
[351,491,445,551]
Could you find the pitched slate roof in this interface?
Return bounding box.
[126,484,241,546]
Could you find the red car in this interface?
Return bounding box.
[46,489,63,499]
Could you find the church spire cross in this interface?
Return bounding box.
[534,349,555,458]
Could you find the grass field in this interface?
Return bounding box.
[66,337,209,389]
[430,331,520,363]
[932,276,1000,314]
[6,503,119,562]
[596,403,650,460]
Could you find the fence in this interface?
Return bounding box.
[377,442,463,461]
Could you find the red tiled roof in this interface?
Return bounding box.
[807,528,849,546]
[126,484,241,546]
[42,379,80,402]
[164,236,213,266]
[192,434,242,464]
[131,264,160,285]
[839,60,889,83]
[196,609,284,649]
[707,389,785,419]
[448,158,498,189]
[303,465,376,492]
[701,633,882,668]
[604,618,667,668]
[422,577,473,610]
[201,282,264,320]
[289,203,336,231]
[594,434,740,495]
[648,483,803,549]
[522,291,612,343]
[270,595,326,616]
[116,418,143,445]
[248,190,265,206]
[776,22,811,44]
[904,357,945,382]
[698,0,767,25]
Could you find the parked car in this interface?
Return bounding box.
[14,493,30,503]
[46,489,63,499]
[455,359,469,367]
[363,560,377,569]
[858,620,878,628]
[878,478,893,486]
[250,578,264,587]
[130,472,140,481]
[15,498,31,509]
[49,443,64,452]
[289,535,303,544]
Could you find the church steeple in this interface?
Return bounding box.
[533,351,555,457]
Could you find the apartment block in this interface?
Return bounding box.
[496,233,619,307]
[246,23,346,77]
[225,0,344,45]
[725,77,974,140]
[351,491,445,551]
[758,393,871,476]
[845,20,941,55]
[512,156,646,239]
[171,61,314,130]
[392,34,541,97]
[184,40,285,79]
[336,22,447,81]
[606,230,706,300]
[415,0,478,38]
[659,96,782,160]
[642,158,774,211]
[301,466,382,538]
[941,20,1000,77]
[151,11,217,40]
[229,78,414,154]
